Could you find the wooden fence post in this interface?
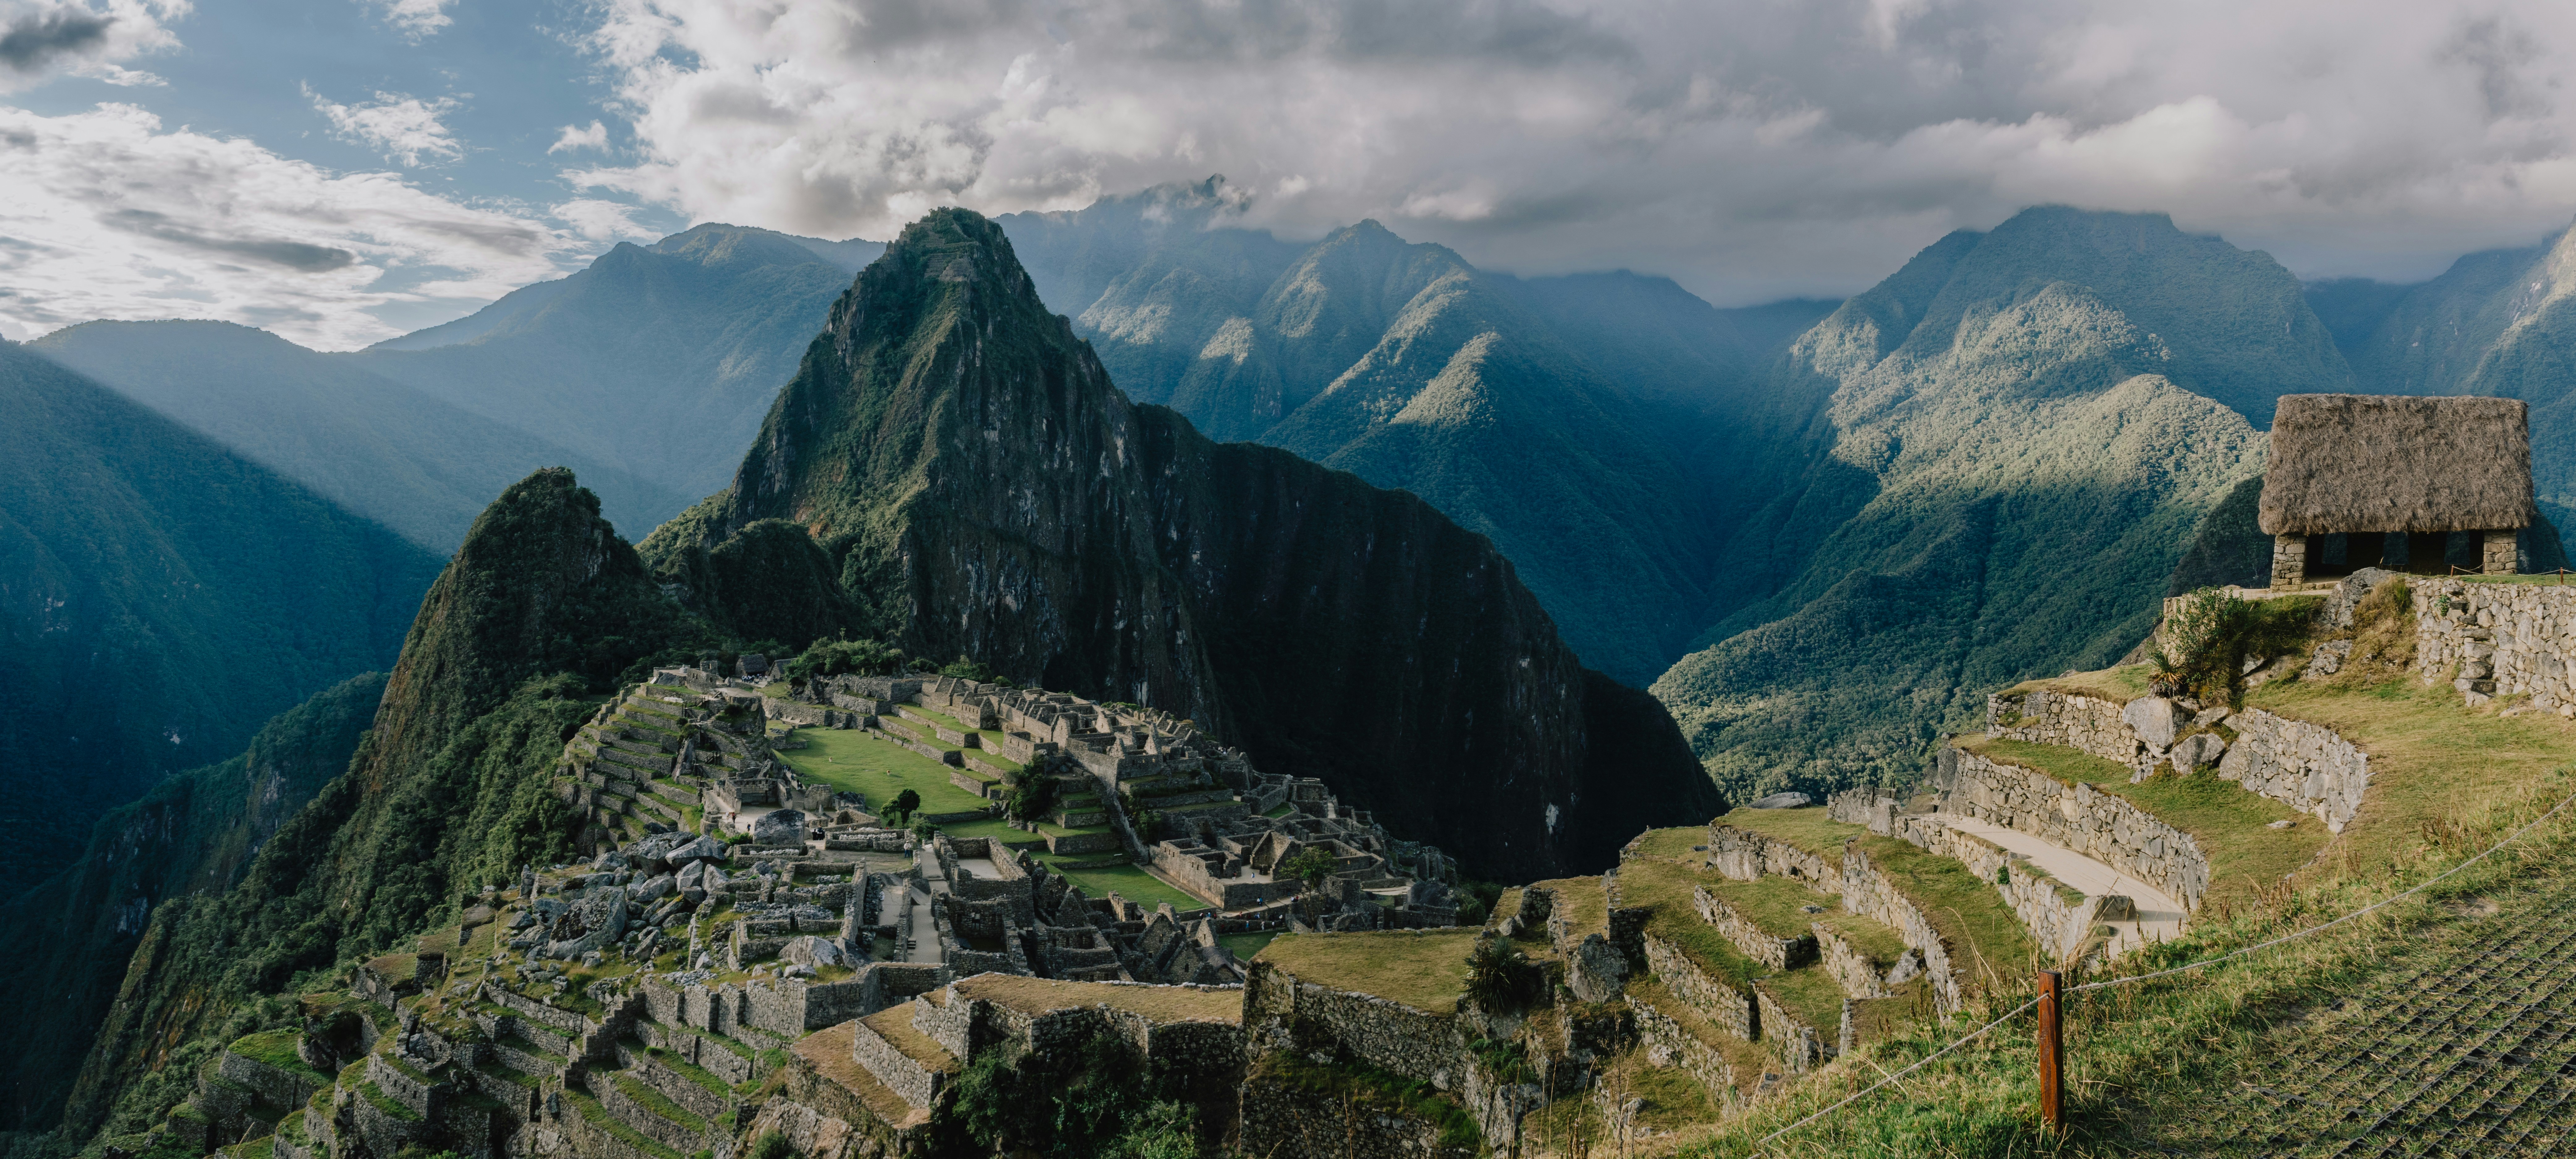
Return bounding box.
[2037,969,2064,1133]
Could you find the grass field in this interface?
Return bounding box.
[1256,929,1481,1014]
[773,727,987,815]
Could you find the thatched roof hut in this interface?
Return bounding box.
[2259,394,2533,536]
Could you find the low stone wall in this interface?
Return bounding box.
[1243,959,1466,1087]
[1639,934,1755,1042]
[2416,578,2576,712]
[1938,748,2209,911]
[1702,825,1835,890]
[217,1048,325,1112]
[1691,887,1814,970]
[1239,1064,1478,1159]
[1752,982,1826,1073]
[1931,828,2105,961]
[1987,689,2143,766]
[1838,995,1914,1056]
[1838,849,1963,1015]
[1814,924,1889,999]
[1634,999,1735,1106]
[851,1020,944,1110]
[597,1075,708,1155]
[2215,709,2371,833]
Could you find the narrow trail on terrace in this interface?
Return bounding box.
[2130,872,2576,1157]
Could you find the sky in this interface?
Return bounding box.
[6,0,2576,349]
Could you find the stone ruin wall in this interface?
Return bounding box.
[1987,689,2143,768]
[2214,708,2372,834]
[1751,983,1826,1073]
[1926,748,2210,910]
[1638,934,1757,1041]
[1702,823,1965,1015]
[1932,828,2110,961]
[1633,998,1736,1106]
[1690,887,1813,970]
[1243,956,1469,1089]
[2417,579,2576,717]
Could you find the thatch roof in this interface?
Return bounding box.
[2259,394,2534,535]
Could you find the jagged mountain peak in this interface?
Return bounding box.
[660,206,1718,876]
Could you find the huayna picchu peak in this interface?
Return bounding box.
[643,208,1722,879]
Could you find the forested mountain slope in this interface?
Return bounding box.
[0,674,386,1132]
[32,321,688,548]
[1654,208,2343,801]
[2312,225,2576,512]
[351,224,885,500]
[645,208,1721,878]
[999,181,1831,683]
[64,469,708,1139]
[0,341,440,883]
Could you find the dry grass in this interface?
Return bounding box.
[2260,393,2533,535]
[951,973,1242,1024]
[2007,664,2153,705]
[858,1006,960,1070]
[1630,826,1711,862]
[788,1022,927,1128]
[1254,929,1481,1014]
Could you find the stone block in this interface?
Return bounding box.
[2121,696,2181,749]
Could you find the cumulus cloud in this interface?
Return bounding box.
[0,1,185,92]
[560,0,2576,300]
[306,84,464,167]
[365,0,453,41]
[549,119,610,154]
[551,197,660,241]
[0,103,586,349]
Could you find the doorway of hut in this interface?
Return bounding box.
[2303,531,2479,577]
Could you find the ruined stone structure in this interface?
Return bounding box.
[2416,577,2576,715]
[2259,394,2534,587]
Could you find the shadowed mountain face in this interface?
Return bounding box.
[32,320,691,550]
[0,341,439,882]
[352,224,887,501]
[1652,208,2344,802]
[647,208,1722,878]
[999,182,1834,685]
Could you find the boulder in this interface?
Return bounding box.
[634,874,675,903]
[1565,933,1628,1003]
[1746,792,1813,810]
[664,835,725,866]
[2169,732,2228,773]
[2121,697,2182,749]
[780,935,848,969]
[2323,567,2398,629]
[676,861,706,889]
[753,810,809,847]
[2303,639,2354,680]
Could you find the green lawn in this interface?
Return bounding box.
[1256,929,1481,1014]
[774,728,987,816]
[1219,931,1280,960]
[1042,859,1203,912]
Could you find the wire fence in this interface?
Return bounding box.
[1752,784,2576,1152]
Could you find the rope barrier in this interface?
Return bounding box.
[1750,783,2576,1151]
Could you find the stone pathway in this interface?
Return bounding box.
[1936,813,2187,957]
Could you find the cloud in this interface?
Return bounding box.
[559,0,2576,300]
[364,0,453,41]
[549,119,610,154]
[550,197,660,241]
[305,83,464,166]
[0,1,185,92]
[0,102,588,349]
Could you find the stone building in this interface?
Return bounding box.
[2260,394,2534,587]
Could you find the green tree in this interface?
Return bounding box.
[887,789,922,827]
[939,654,995,681]
[1005,777,1057,824]
[1280,847,1339,889]
[785,637,905,681]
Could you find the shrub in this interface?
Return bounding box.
[1005,778,1057,824]
[1462,937,1547,1012]
[2150,587,2317,705]
[748,1132,791,1159]
[887,789,921,826]
[784,637,905,680]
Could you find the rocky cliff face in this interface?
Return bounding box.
[652,209,1719,877]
